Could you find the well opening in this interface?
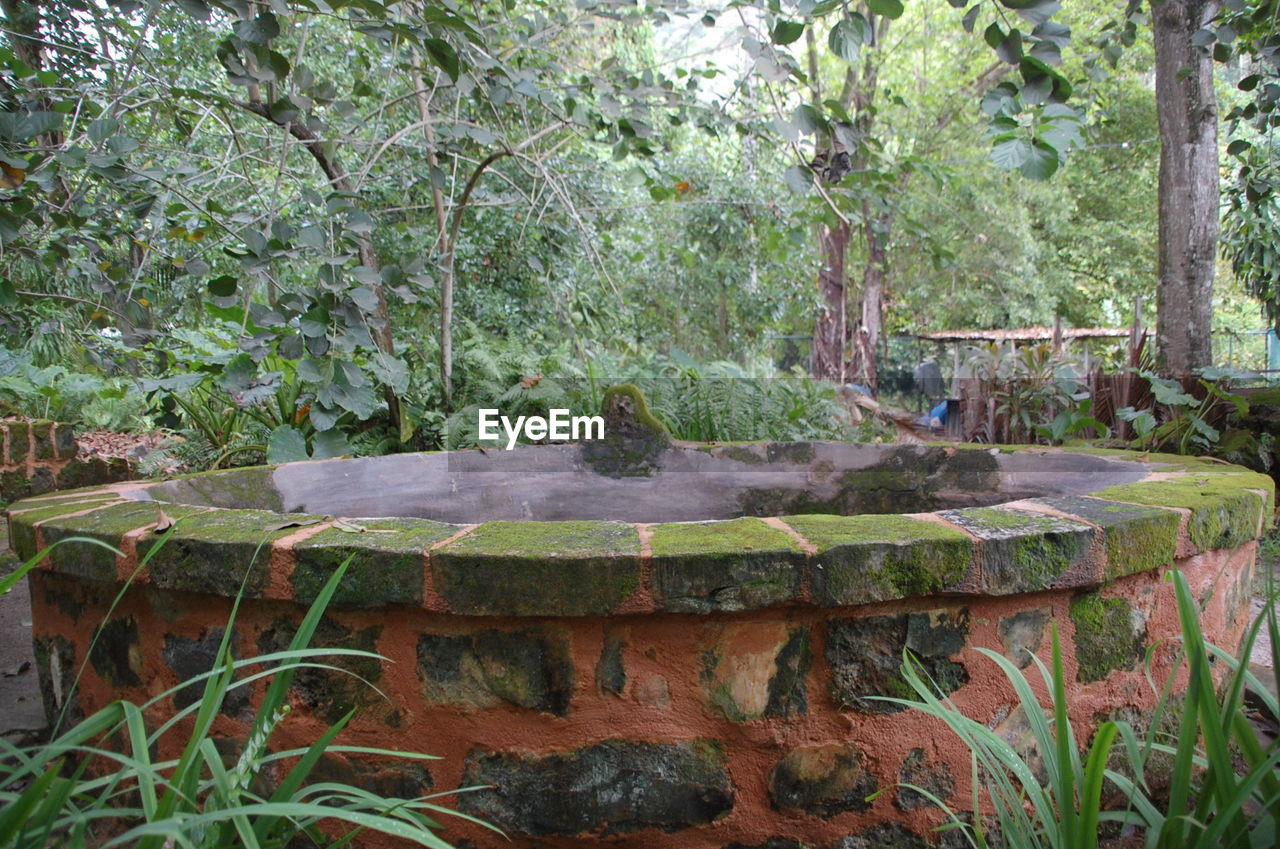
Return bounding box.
[132,442,1153,524]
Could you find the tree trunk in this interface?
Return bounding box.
[812,220,851,382]
[853,205,890,389]
[1151,0,1220,377]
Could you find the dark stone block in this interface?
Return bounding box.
[55,457,132,491]
[725,841,808,849]
[89,616,141,687]
[1070,591,1145,682]
[786,514,973,605]
[458,739,732,836]
[0,470,32,505]
[433,521,639,616]
[163,628,249,717]
[147,509,309,597]
[257,616,384,724]
[595,633,626,697]
[896,747,954,811]
[5,421,29,465]
[999,608,1049,669]
[292,518,454,607]
[828,823,930,849]
[37,501,202,582]
[1094,472,1270,553]
[29,466,55,495]
[769,744,876,816]
[1032,496,1180,579]
[650,518,804,613]
[53,424,77,459]
[938,507,1094,593]
[31,421,56,460]
[416,628,573,716]
[827,609,969,714]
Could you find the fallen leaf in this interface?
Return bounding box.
[154,508,174,533]
[265,518,323,531]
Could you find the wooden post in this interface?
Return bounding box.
[1052,315,1064,356]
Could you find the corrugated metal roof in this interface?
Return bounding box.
[913,327,1131,342]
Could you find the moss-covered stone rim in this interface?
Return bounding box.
[6,445,1272,615]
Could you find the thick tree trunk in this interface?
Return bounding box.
[1151,0,1220,377]
[812,220,851,382]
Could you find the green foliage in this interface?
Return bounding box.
[885,623,1121,849]
[965,342,1106,444]
[1117,370,1251,456]
[0,536,486,849]
[889,568,1280,849]
[0,345,147,430]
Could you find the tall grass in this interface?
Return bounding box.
[888,569,1279,849]
[0,534,491,849]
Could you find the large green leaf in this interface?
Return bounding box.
[267,425,309,463]
[423,38,460,82]
[829,16,868,64]
[772,20,806,45]
[1019,137,1059,181]
[868,0,905,19]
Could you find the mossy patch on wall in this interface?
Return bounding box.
[1035,496,1180,578]
[293,518,456,607]
[649,518,803,613]
[1094,474,1270,552]
[580,384,671,478]
[1070,591,1145,682]
[785,513,973,604]
[940,507,1093,593]
[433,521,640,616]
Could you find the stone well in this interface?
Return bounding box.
[6,425,1273,848]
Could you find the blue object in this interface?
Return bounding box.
[929,400,948,423]
[846,383,873,396]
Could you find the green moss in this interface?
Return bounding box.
[292,518,457,607]
[1070,591,1143,682]
[581,384,672,478]
[649,518,804,612]
[434,521,640,616]
[36,501,209,581]
[941,507,1092,594]
[1104,511,1180,578]
[1011,535,1077,588]
[7,497,121,560]
[144,465,284,511]
[600,383,669,435]
[785,514,973,604]
[717,444,767,465]
[1094,473,1271,551]
[1033,497,1181,579]
[961,507,1049,530]
[447,520,639,556]
[649,517,799,557]
[145,508,318,596]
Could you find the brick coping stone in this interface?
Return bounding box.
[6,444,1272,613]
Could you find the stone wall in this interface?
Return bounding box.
[0,420,133,505]
[5,447,1272,849]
